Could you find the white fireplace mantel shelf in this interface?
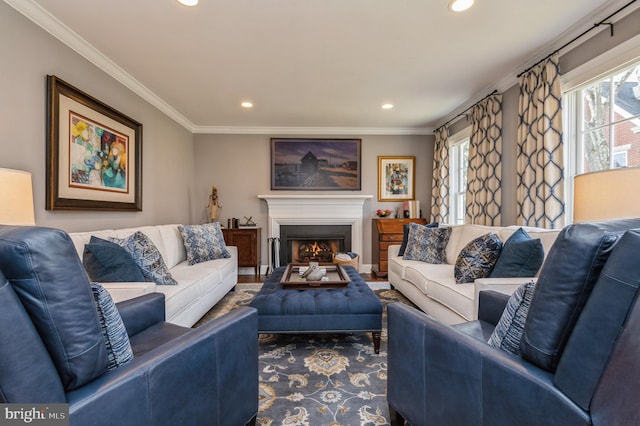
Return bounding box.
[258,195,373,270]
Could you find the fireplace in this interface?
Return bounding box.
[280,225,352,264]
[258,194,372,272]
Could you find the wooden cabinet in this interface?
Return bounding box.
[222,227,261,276]
[371,218,427,278]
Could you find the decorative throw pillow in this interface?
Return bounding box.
[178,223,231,265]
[109,232,178,285]
[454,233,502,284]
[402,224,451,263]
[488,280,537,356]
[90,282,134,371]
[83,236,147,282]
[490,228,544,278]
[398,222,438,256]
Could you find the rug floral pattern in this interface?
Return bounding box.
[194,283,416,426]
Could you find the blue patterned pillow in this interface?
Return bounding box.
[488,280,537,356]
[178,223,231,265]
[90,282,133,371]
[109,232,177,285]
[398,222,438,256]
[454,233,502,284]
[402,224,451,263]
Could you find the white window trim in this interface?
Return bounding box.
[449,126,471,225]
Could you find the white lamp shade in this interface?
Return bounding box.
[0,168,35,225]
[573,168,640,222]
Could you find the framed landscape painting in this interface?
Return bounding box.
[46,75,142,211]
[378,156,415,201]
[271,138,361,190]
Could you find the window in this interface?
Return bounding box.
[449,129,470,224]
[563,55,640,221]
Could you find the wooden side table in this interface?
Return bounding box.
[222,227,261,276]
[371,218,427,278]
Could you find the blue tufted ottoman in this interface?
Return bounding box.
[249,265,383,353]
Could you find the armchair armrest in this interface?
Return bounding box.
[387,302,589,426]
[68,306,259,426]
[473,277,537,319]
[102,281,156,303]
[388,244,401,258]
[477,290,509,326]
[116,293,166,337]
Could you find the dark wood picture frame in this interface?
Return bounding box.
[271,138,361,190]
[46,75,142,211]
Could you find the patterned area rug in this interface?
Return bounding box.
[194,282,416,426]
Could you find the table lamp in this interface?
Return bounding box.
[573,167,640,222]
[0,168,35,225]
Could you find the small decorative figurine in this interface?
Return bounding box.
[208,185,221,222]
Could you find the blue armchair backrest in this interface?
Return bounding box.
[554,229,640,422]
[0,268,65,403]
[0,225,108,392]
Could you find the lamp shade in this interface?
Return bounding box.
[573,167,640,222]
[0,168,35,225]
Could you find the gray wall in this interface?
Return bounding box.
[192,134,433,266]
[0,2,197,232]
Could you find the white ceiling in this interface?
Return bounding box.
[6,0,637,134]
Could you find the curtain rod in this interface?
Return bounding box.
[517,0,638,78]
[439,89,498,130]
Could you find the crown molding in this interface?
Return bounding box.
[192,126,434,136]
[4,0,196,131]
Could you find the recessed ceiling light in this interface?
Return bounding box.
[382,103,394,110]
[241,102,253,108]
[178,0,198,6]
[449,0,474,12]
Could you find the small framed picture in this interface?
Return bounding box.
[378,156,415,201]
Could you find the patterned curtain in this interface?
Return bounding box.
[465,94,503,225]
[516,53,565,229]
[430,126,450,223]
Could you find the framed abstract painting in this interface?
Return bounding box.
[378,156,415,201]
[46,75,142,211]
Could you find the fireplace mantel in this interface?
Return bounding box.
[258,195,372,270]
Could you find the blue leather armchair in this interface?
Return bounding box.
[0,225,258,426]
[388,220,640,426]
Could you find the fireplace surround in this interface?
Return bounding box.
[258,195,372,271]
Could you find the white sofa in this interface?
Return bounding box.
[388,224,560,325]
[69,224,238,327]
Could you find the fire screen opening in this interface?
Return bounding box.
[279,225,351,264]
[292,238,342,263]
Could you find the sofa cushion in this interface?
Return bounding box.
[0,226,108,391]
[110,232,178,286]
[488,280,536,356]
[490,228,544,278]
[520,219,640,372]
[403,224,451,263]
[90,282,134,371]
[398,222,438,256]
[178,223,231,265]
[454,233,502,284]
[83,236,146,282]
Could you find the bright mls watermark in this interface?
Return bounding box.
[0,405,68,426]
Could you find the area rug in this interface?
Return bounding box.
[194,282,416,426]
